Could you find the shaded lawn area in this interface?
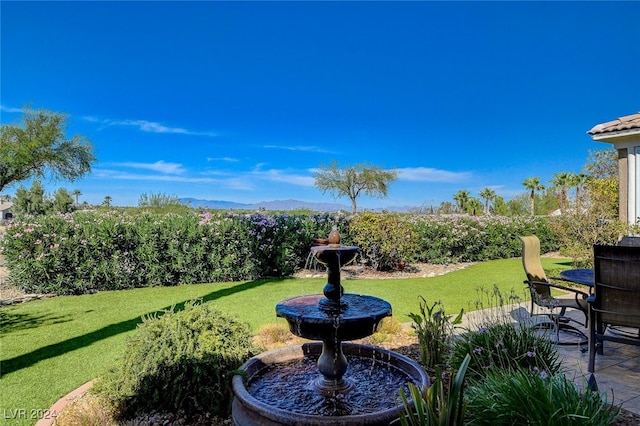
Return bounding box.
[0,257,570,425]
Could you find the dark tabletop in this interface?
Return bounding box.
[559,268,594,286]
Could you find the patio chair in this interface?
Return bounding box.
[587,245,640,372]
[617,236,640,247]
[519,236,589,344]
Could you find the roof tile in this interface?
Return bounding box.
[588,112,640,136]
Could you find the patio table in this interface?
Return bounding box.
[559,268,594,287]
[561,268,640,339]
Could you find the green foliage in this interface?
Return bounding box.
[0,107,95,193]
[408,297,463,370]
[0,210,349,294]
[449,322,561,384]
[522,176,545,216]
[396,354,470,426]
[410,214,555,263]
[464,368,620,425]
[94,301,257,419]
[12,180,77,216]
[350,212,418,270]
[582,148,618,179]
[550,177,627,266]
[52,188,75,213]
[137,191,186,208]
[0,209,558,295]
[313,160,398,214]
[447,285,561,383]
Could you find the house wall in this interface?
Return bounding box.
[608,137,640,225]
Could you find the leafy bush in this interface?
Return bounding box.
[350,212,418,270]
[408,297,463,370]
[464,368,620,425]
[94,301,257,419]
[0,209,556,295]
[410,214,555,263]
[0,210,348,294]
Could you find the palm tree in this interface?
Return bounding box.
[453,190,471,213]
[572,173,588,212]
[72,189,82,206]
[522,177,545,216]
[102,195,112,207]
[467,198,482,216]
[550,172,573,213]
[479,187,497,215]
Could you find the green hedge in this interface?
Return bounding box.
[0,210,554,295]
[410,214,555,263]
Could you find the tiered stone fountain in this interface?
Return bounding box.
[232,229,428,425]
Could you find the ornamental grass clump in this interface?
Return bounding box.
[448,321,561,384]
[448,286,561,383]
[464,368,620,426]
[94,301,258,420]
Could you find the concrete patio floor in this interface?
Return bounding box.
[458,303,640,416]
[553,310,640,416]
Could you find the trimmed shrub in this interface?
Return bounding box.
[0,209,555,295]
[350,212,417,270]
[0,210,349,294]
[94,301,257,419]
[410,214,556,263]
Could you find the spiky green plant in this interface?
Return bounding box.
[396,353,471,426]
[408,296,464,370]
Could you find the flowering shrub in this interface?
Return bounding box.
[0,210,348,294]
[410,214,555,263]
[0,210,554,295]
[350,212,418,270]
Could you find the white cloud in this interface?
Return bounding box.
[93,168,214,183]
[207,157,240,163]
[0,105,24,113]
[93,167,257,191]
[263,144,333,154]
[395,167,472,183]
[250,167,315,187]
[84,116,217,137]
[112,160,187,175]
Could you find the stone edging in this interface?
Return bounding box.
[34,381,93,426]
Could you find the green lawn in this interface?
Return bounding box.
[0,257,570,425]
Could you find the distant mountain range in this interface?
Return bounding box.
[180,198,350,212]
[180,198,417,212]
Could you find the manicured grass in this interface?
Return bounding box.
[0,257,570,425]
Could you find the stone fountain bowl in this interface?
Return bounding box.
[231,342,429,426]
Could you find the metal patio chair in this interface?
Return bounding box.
[520,235,589,345]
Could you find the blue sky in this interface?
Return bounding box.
[2,1,639,209]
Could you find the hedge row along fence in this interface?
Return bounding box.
[0,210,554,295]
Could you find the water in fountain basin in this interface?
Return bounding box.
[247,353,412,416]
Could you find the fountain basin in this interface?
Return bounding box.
[231,342,429,426]
[276,294,392,341]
